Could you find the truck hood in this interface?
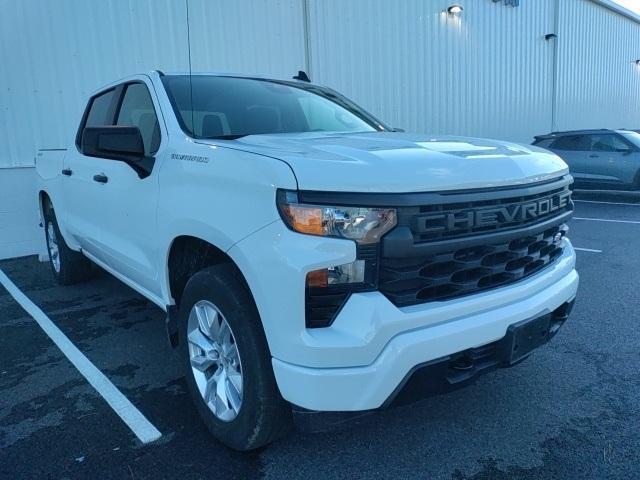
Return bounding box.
[204,132,568,193]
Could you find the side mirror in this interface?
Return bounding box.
[81,126,145,162]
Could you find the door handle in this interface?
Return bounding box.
[61,168,72,176]
[589,154,599,158]
[93,173,108,184]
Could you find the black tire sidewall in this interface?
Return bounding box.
[43,205,91,285]
[178,266,286,450]
[43,209,63,282]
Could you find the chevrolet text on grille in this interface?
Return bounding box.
[419,190,572,233]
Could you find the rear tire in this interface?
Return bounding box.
[178,264,291,450]
[43,204,92,285]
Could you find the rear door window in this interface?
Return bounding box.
[549,135,590,151]
[533,138,553,148]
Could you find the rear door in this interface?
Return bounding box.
[63,87,119,252]
[584,133,637,186]
[541,135,590,181]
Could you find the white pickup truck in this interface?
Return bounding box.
[36,71,578,450]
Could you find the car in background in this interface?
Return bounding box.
[533,129,640,190]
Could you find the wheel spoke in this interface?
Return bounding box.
[226,345,240,365]
[190,354,216,372]
[204,372,218,404]
[208,309,222,341]
[215,369,230,414]
[226,376,242,414]
[217,321,231,346]
[188,329,215,355]
[195,304,215,338]
[227,369,242,397]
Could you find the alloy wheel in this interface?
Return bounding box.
[187,300,243,422]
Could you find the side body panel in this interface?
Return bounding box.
[156,142,299,304]
[555,149,586,180]
[35,149,66,214]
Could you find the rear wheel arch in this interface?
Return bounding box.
[39,190,52,219]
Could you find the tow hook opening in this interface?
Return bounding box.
[450,355,474,371]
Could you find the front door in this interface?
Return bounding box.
[584,133,637,186]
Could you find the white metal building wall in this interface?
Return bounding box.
[0,0,189,168]
[555,0,640,131]
[307,0,558,143]
[188,0,306,77]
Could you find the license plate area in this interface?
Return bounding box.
[500,313,553,364]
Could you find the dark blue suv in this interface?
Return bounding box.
[533,129,640,190]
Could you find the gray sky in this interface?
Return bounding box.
[613,0,640,14]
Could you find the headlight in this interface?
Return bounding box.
[276,190,397,244]
[277,190,397,328]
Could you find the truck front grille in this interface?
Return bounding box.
[378,176,573,308]
[379,225,566,307]
[400,181,572,243]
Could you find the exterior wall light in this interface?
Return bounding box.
[447,4,464,15]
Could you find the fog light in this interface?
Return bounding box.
[307,260,366,288]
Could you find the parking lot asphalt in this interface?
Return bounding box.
[1,192,639,480]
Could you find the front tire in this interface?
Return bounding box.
[43,205,92,285]
[178,265,291,450]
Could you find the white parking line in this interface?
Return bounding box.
[0,269,162,444]
[573,217,640,225]
[574,247,603,253]
[574,200,640,207]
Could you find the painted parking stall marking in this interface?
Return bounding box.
[572,217,640,225]
[574,200,640,207]
[0,268,162,445]
[573,247,603,253]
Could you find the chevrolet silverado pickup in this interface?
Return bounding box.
[36,71,578,450]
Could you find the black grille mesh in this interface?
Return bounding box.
[379,225,565,307]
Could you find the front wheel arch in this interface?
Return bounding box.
[165,236,262,348]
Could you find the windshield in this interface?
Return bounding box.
[619,130,640,146]
[161,75,387,139]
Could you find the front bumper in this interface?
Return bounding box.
[229,220,578,412]
[292,300,574,432]
[271,246,578,412]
